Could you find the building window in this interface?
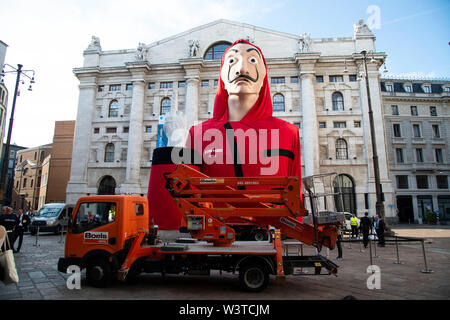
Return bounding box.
[109,100,119,117]
[386,84,393,92]
[445,87,450,92]
[294,122,301,129]
[329,75,343,83]
[396,148,404,163]
[23,178,27,188]
[126,83,133,91]
[106,127,117,134]
[273,93,285,112]
[201,80,209,87]
[145,126,152,133]
[416,148,424,162]
[319,122,326,128]
[410,106,418,116]
[214,79,218,86]
[349,75,357,82]
[332,92,344,111]
[396,176,409,189]
[290,76,299,83]
[31,179,34,188]
[392,105,399,115]
[160,82,173,89]
[430,106,437,116]
[93,128,99,134]
[204,42,231,60]
[354,121,361,128]
[148,82,155,89]
[271,77,285,84]
[413,124,421,138]
[123,127,129,133]
[336,139,348,160]
[109,84,121,91]
[333,121,346,128]
[416,175,428,189]
[435,148,444,163]
[160,97,171,115]
[437,176,448,189]
[432,125,440,138]
[178,81,185,88]
[333,175,356,214]
[98,85,104,92]
[316,76,324,83]
[405,85,412,92]
[423,86,430,93]
[104,143,115,162]
[393,124,402,137]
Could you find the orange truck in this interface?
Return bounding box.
[58,165,343,292]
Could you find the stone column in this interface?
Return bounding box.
[66,76,97,204]
[180,58,202,128]
[296,53,320,177]
[122,78,145,194]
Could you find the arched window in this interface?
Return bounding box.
[273,93,285,112]
[160,97,171,115]
[108,100,119,117]
[332,92,344,111]
[104,143,115,162]
[333,174,356,214]
[98,176,116,195]
[204,42,231,60]
[336,139,348,160]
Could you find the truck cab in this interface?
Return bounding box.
[58,195,148,287]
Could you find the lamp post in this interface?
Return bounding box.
[0,63,35,206]
[360,50,386,222]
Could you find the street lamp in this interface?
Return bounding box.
[359,50,386,223]
[0,63,36,206]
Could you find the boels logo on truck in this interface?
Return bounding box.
[83,231,109,244]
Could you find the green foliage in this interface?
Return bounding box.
[425,210,437,224]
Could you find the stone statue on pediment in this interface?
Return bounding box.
[299,33,311,53]
[188,40,200,57]
[354,19,373,37]
[244,35,254,43]
[86,36,101,51]
[135,43,148,61]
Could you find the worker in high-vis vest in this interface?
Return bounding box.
[350,213,359,238]
[108,206,116,222]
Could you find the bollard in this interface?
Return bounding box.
[420,240,433,274]
[394,236,402,264]
[33,226,40,247]
[59,225,64,244]
[368,238,373,267]
[373,238,379,258]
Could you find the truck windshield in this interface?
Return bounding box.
[71,202,116,234]
[38,207,63,217]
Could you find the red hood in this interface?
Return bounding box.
[212,39,273,124]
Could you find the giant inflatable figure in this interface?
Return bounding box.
[148,39,302,231]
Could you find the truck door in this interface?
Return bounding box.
[66,201,120,258]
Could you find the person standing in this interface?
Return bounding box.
[374,214,385,247]
[359,212,372,248]
[350,213,359,238]
[336,227,343,260]
[0,207,18,252]
[12,209,30,253]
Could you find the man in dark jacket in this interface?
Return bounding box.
[13,209,31,253]
[374,214,385,247]
[359,212,372,248]
[0,207,18,251]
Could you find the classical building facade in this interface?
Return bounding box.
[67,19,397,221]
[381,78,450,223]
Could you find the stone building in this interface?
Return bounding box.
[382,77,450,223]
[66,19,396,221]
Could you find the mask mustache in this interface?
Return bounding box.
[228,72,259,83]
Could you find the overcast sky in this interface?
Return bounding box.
[0,0,449,149]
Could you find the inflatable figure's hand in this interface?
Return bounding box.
[163,110,188,147]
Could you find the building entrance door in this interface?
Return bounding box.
[98,176,116,195]
[396,196,413,223]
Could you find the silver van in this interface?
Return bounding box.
[30,203,74,235]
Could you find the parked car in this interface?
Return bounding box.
[343,212,360,231]
[30,203,74,235]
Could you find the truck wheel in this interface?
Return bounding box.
[54,225,62,235]
[86,258,112,288]
[254,231,265,241]
[239,263,269,292]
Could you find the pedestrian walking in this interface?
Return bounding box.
[0,207,18,252]
[12,209,31,253]
[374,214,385,247]
[360,212,372,248]
[350,213,359,238]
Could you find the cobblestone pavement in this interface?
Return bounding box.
[0,225,449,300]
